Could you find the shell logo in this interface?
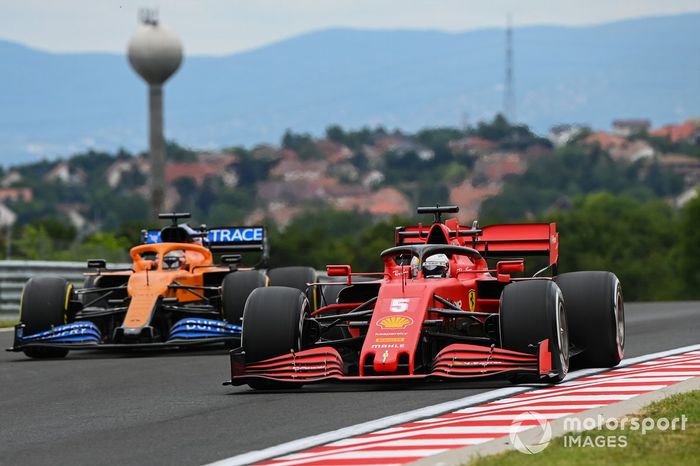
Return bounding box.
[376,316,413,329]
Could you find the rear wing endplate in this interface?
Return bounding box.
[470,223,558,267]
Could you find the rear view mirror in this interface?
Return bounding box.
[496,260,524,274]
[326,265,352,285]
[326,265,351,277]
[87,259,106,269]
[221,254,242,264]
[496,260,524,283]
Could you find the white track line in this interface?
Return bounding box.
[206,343,700,466]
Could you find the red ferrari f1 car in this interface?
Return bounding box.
[227,205,625,389]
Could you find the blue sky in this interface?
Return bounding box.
[1,0,699,55]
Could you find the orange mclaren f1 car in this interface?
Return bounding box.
[9,213,316,358]
[227,205,625,389]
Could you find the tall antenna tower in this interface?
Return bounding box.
[504,14,516,122]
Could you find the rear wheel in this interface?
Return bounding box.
[20,276,72,359]
[242,286,309,389]
[500,280,569,383]
[267,266,317,309]
[80,275,107,308]
[82,275,98,289]
[319,282,345,307]
[555,271,624,368]
[221,270,267,326]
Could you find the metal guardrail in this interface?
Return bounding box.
[0,260,129,320]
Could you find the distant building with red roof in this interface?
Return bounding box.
[0,188,32,203]
[166,163,219,185]
[448,137,498,155]
[650,119,700,143]
[165,153,237,186]
[333,187,411,217]
[581,132,628,150]
[269,159,327,181]
[473,153,527,183]
[449,182,501,223]
[316,139,353,164]
[609,140,655,162]
[366,188,411,216]
[548,124,589,147]
[612,119,651,137]
[657,153,700,186]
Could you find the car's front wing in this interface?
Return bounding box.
[226,340,553,386]
[8,317,241,352]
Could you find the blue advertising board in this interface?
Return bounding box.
[143,226,264,245]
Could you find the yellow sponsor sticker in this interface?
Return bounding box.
[376,337,405,343]
[468,289,476,311]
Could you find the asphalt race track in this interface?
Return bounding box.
[1,301,699,466]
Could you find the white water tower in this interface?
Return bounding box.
[127,9,183,219]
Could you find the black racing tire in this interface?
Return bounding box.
[316,281,350,341]
[319,282,345,307]
[500,280,569,383]
[221,270,267,326]
[242,286,309,389]
[82,275,98,289]
[267,266,317,309]
[20,276,72,359]
[555,271,624,368]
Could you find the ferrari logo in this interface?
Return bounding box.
[468,289,476,312]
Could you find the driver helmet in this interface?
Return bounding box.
[422,254,450,278]
[163,249,186,270]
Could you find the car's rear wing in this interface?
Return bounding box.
[142,225,269,261]
[396,222,558,268]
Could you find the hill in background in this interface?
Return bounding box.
[1,13,699,163]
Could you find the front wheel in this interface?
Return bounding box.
[242,286,309,389]
[500,280,569,383]
[19,276,73,359]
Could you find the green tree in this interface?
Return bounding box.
[13,225,52,259]
[676,195,700,297]
[281,130,322,159]
[479,145,670,223]
[236,151,277,187]
[53,232,131,263]
[166,141,198,162]
[325,125,345,143]
[549,193,679,301]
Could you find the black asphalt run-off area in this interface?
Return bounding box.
[1,302,699,466]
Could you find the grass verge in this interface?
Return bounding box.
[469,389,700,466]
[0,319,18,328]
